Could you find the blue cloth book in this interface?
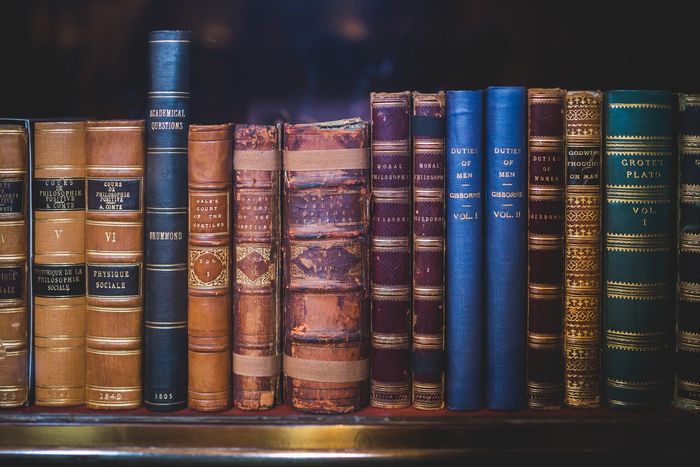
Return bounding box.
[445,90,484,410]
[484,86,527,410]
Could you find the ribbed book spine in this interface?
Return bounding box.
[283,119,370,414]
[527,88,566,410]
[605,90,674,410]
[85,120,145,410]
[445,90,483,410]
[33,121,86,407]
[0,124,29,407]
[144,29,191,411]
[485,87,527,410]
[412,91,446,410]
[187,124,232,411]
[676,93,700,411]
[370,92,412,409]
[232,124,282,411]
[564,91,602,408]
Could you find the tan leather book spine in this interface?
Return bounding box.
[33,121,86,407]
[0,124,29,407]
[188,123,232,411]
[232,124,282,410]
[85,120,145,409]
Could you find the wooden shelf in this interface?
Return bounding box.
[1,406,699,464]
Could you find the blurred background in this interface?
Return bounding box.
[1,0,697,123]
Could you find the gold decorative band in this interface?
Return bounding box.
[283,354,368,383]
[372,334,410,349]
[283,148,369,171]
[234,150,281,171]
[371,285,410,296]
[413,335,443,350]
[606,281,670,300]
[607,378,664,390]
[677,331,700,352]
[233,353,281,377]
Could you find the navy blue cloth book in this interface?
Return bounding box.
[484,87,527,410]
[445,90,484,410]
[144,30,191,411]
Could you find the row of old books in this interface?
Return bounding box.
[1,30,698,414]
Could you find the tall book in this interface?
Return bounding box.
[604,90,674,410]
[676,93,700,411]
[564,91,602,408]
[369,92,412,409]
[0,124,29,407]
[144,30,191,411]
[412,91,446,410]
[33,121,86,407]
[232,124,282,410]
[445,90,484,410]
[85,120,145,410]
[283,119,370,414]
[187,124,232,412]
[527,88,566,410]
[485,87,527,410]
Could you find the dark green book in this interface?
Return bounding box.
[604,90,674,410]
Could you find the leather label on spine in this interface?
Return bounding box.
[188,247,229,288]
[87,178,142,212]
[0,266,23,300]
[0,180,23,214]
[189,193,229,233]
[236,245,272,287]
[87,264,141,297]
[33,178,85,211]
[566,147,601,186]
[33,263,85,297]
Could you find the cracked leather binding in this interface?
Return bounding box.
[85,120,145,410]
[33,121,87,407]
[411,92,446,410]
[370,92,412,409]
[232,124,282,410]
[0,124,29,407]
[283,119,370,414]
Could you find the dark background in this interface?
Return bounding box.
[1,0,696,123]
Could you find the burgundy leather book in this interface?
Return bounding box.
[411,92,446,410]
[527,88,566,410]
[370,92,412,409]
[283,119,370,414]
[232,124,282,410]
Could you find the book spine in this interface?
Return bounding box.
[0,124,29,407]
[33,121,87,407]
[187,124,232,411]
[564,91,602,408]
[445,90,484,410]
[370,92,412,409]
[283,119,370,414]
[485,87,527,410]
[232,124,282,411]
[676,93,700,411]
[604,90,674,410]
[144,29,191,411]
[85,120,145,410]
[527,88,566,410]
[412,92,446,410]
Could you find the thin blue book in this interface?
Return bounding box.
[484,86,527,410]
[445,90,484,410]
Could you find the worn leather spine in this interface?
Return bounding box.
[676,93,700,411]
[445,90,484,410]
[564,91,602,408]
[370,92,412,409]
[0,124,29,407]
[604,90,674,410]
[33,121,86,407]
[527,88,566,410]
[188,124,232,411]
[283,119,370,414]
[85,120,145,409]
[232,124,282,410]
[411,92,446,410]
[485,87,527,410]
[144,30,191,411]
